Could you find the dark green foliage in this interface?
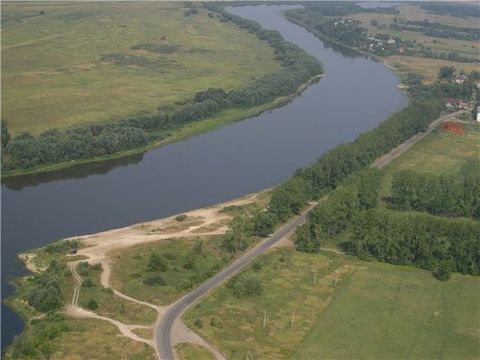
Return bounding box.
[85,299,98,310]
[2,120,10,149]
[347,208,480,276]
[269,178,311,222]
[420,3,480,18]
[3,123,148,170]
[433,262,451,281]
[82,278,94,288]
[175,214,188,222]
[27,260,65,312]
[230,275,263,298]
[193,318,203,328]
[438,66,455,80]
[77,261,91,277]
[222,213,254,253]
[358,168,381,209]
[130,43,180,54]
[183,252,196,270]
[253,211,277,237]
[389,171,480,218]
[252,261,262,272]
[9,314,68,359]
[146,253,169,272]
[142,275,166,286]
[295,186,359,253]
[45,239,79,254]
[192,240,203,255]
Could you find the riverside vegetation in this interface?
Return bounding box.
[1,2,322,176]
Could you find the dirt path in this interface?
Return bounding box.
[372,110,467,169]
[55,193,263,359]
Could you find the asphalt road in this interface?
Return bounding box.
[155,109,468,360]
[155,209,309,360]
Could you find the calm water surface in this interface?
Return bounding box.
[1,5,406,349]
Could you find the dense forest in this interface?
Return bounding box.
[1,3,323,173]
[389,171,480,219]
[348,209,480,279]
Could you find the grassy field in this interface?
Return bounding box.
[78,266,157,325]
[184,249,479,360]
[379,122,480,199]
[385,122,479,176]
[175,343,216,360]
[385,56,480,83]
[292,258,480,360]
[1,2,281,135]
[109,235,231,306]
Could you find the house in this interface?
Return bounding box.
[454,74,468,84]
[387,38,396,45]
[458,101,469,109]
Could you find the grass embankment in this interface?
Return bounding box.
[2,2,281,135]
[184,248,479,359]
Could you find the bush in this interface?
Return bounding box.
[433,263,451,281]
[193,318,203,328]
[146,253,169,272]
[77,262,91,276]
[232,275,263,298]
[175,214,188,222]
[143,275,166,286]
[82,278,94,288]
[85,299,98,310]
[27,261,64,312]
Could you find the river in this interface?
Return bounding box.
[1,4,406,351]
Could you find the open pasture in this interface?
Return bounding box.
[1,2,280,135]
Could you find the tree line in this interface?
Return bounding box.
[347,208,480,279]
[261,99,442,239]
[1,3,323,172]
[389,171,480,219]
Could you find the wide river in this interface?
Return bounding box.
[1,4,406,350]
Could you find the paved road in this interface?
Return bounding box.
[155,109,467,360]
[373,109,466,169]
[155,208,310,360]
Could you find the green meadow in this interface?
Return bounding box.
[1,2,281,135]
[184,249,479,360]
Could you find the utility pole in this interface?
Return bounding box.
[334,271,339,288]
[263,309,267,328]
[313,269,318,284]
[290,308,296,326]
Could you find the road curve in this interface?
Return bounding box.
[155,209,310,360]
